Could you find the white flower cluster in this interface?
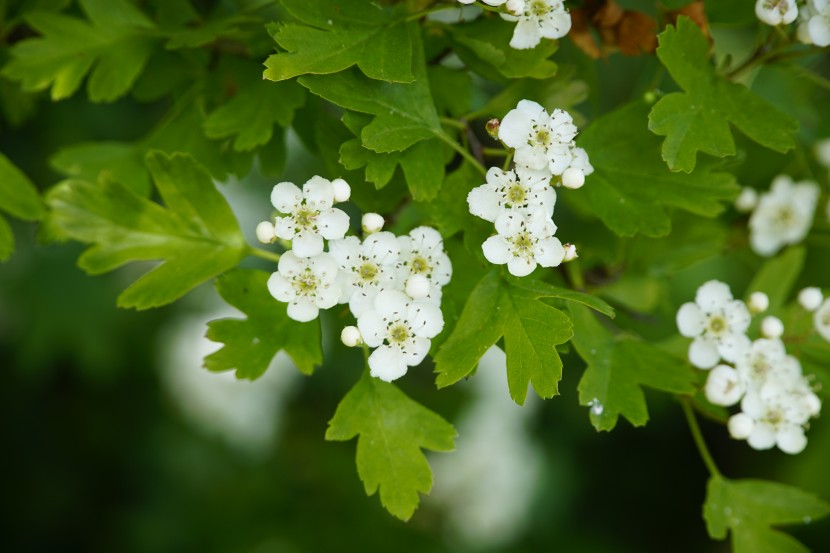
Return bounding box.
[467,100,590,277]
[259,177,452,382]
[799,287,830,343]
[456,0,572,50]
[754,0,830,45]
[677,280,821,454]
[734,175,819,257]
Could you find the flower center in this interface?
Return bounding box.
[766,409,783,426]
[506,184,526,205]
[295,207,318,229]
[707,315,727,335]
[294,271,318,295]
[751,356,770,378]
[357,262,379,283]
[411,256,431,275]
[388,323,410,344]
[774,206,795,226]
[530,0,549,17]
[510,231,535,257]
[534,128,550,146]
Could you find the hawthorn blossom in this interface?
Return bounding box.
[499,100,577,175]
[467,166,555,222]
[266,251,341,322]
[734,338,800,392]
[814,298,830,341]
[705,365,745,406]
[482,210,565,276]
[676,280,751,368]
[798,0,830,46]
[396,226,452,303]
[329,232,401,317]
[357,290,444,382]
[561,147,594,189]
[501,0,572,50]
[748,175,819,257]
[755,0,799,26]
[271,176,350,257]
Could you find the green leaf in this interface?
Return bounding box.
[745,246,806,311]
[577,100,739,237]
[299,23,444,153]
[434,271,604,405]
[45,152,247,309]
[204,79,305,151]
[49,141,150,196]
[3,0,157,102]
[445,17,558,81]
[326,370,456,521]
[0,152,44,221]
[419,162,483,238]
[264,0,413,83]
[649,17,798,172]
[205,269,321,378]
[571,304,696,431]
[0,215,13,261]
[704,476,830,553]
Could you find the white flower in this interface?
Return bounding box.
[803,0,830,46]
[482,211,565,277]
[562,243,577,262]
[467,166,554,223]
[271,176,350,258]
[739,376,816,454]
[760,315,785,339]
[358,290,444,382]
[728,413,755,440]
[499,100,577,175]
[734,338,800,391]
[705,365,745,406]
[748,291,769,313]
[798,287,824,311]
[814,298,830,341]
[501,0,571,50]
[362,212,385,234]
[560,147,593,189]
[266,251,341,322]
[755,0,799,26]
[676,280,751,368]
[748,175,819,257]
[396,226,453,304]
[735,187,759,213]
[329,233,401,318]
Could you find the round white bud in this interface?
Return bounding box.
[734,187,758,213]
[815,138,830,169]
[340,326,363,348]
[777,426,807,455]
[332,178,351,203]
[562,243,578,262]
[728,413,755,440]
[405,274,431,300]
[561,167,585,189]
[506,0,524,16]
[805,392,822,417]
[362,212,385,234]
[704,365,744,406]
[798,287,823,311]
[748,291,769,314]
[761,315,784,339]
[255,220,276,244]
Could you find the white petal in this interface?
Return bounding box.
[814,300,830,341]
[809,15,830,46]
[328,236,362,269]
[431,253,453,286]
[728,413,755,440]
[747,422,777,450]
[273,215,296,240]
[266,273,294,302]
[409,226,443,252]
[705,365,744,407]
[534,237,565,267]
[494,212,524,236]
[316,282,341,309]
[688,337,719,369]
[302,176,334,209]
[539,10,572,39]
[482,236,511,265]
[695,280,733,311]
[363,232,400,264]
[309,252,339,282]
[287,298,319,322]
[374,289,410,319]
[741,391,766,419]
[317,208,350,240]
[676,303,705,337]
[510,17,543,49]
[508,256,536,277]
[467,185,502,222]
[717,332,751,364]
[271,182,302,213]
[407,302,445,338]
[498,108,534,148]
[514,145,551,171]
[357,310,387,348]
[777,425,807,454]
[368,345,408,382]
[403,337,431,366]
[349,290,377,318]
[277,250,305,275]
[291,230,324,258]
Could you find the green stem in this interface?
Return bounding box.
[405,3,461,22]
[501,150,514,172]
[681,398,722,477]
[249,246,281,263]
[438,133,487,176]
[440,116,467,130]
[482,147,508,157]
[565,258,585,290]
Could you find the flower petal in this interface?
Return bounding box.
[287,298,319,322]
[676,302,705,337]
[507,256,536,277]
[357,310,387,347]
[368,345,409,382]
[695,280,733,311]
[266,272,294,302]
[271,182,302,213]
[688,336,719,369]
[291,230,324,258]
[482,236,512,265]
[303,176,334,209]
[317,208,350,240]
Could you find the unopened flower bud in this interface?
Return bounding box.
[761,315,784,339]
[748,291,769,314]
[798,287,823,311]
[561,167,585,189]
[735,187,758,213]
[341,326,363,347]
[256,220,276,244]
[362,213,385,234]
[728,413,754,440]
[405,274,431,300]
[332,178,351,203]
[485,118,500,140]
[506,0,524,16]
[562,243,578,262]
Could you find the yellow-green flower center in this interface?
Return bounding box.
[295,272,317,294]
[510,231,534,256]
[531,0,549,17]
[707,316,727,335]
[411,256,431,275]
[507,184,526,205]
[358,262,379,283]
[389,323,409,344]
[295,207,317,228]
